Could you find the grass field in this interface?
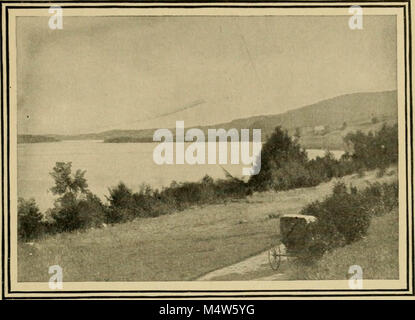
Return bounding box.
[18,168,397,282]
[286,208,399,280]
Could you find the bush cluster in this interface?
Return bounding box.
[105,176,250,223]
[248,124,398,192]
[18,164,249,239]
[248,126,309,191]
[344,124,398,170]
[299,181,399,259]
[18,198,44,240]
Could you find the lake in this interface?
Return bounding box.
[17,140,344,211]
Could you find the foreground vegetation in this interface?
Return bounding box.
[298,180,398,257]
[18,124,398,241]
[287,207,399,280]
[196,175,399,281]
[18,168,397,281]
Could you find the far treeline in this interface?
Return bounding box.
[17,135,60,144]
[18,124,398,242]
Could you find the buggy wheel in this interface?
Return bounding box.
[268,246,282,271]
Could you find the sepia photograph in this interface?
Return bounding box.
[1,1,413,299]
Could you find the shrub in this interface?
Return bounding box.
[106,182,135,223]
[49,162,91,231]
[213,178,250,199]
[49,162,88,196]
[48,192,107,232]
[270,160,313,191]
[248,126,308,191]
[133,184,170,218]
[359,182,399,216]
[106,182,133,208]
[18,198,44,240]
[301,182,371,251]
[50,196,82,232]
[299,180,398,260]
[305,152,345,185]
[323,182,371,244]
[77,193,107,228]
[106,182,175,221]
[344,124,398,170]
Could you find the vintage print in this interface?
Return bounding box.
[1,1,413,299]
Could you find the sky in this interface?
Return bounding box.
[16,15,397,135]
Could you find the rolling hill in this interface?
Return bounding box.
[19,90,397,149]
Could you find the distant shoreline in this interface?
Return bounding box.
[103,136,155,143]
[17,135,350,152]
[17,134,60,144]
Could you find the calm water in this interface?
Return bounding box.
[17,140,344,211]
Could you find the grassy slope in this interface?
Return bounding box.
[18,168,397,282]
[286,208,399,280]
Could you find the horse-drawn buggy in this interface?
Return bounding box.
[268,213,322,271]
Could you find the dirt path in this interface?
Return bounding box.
[197,249,289,281]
